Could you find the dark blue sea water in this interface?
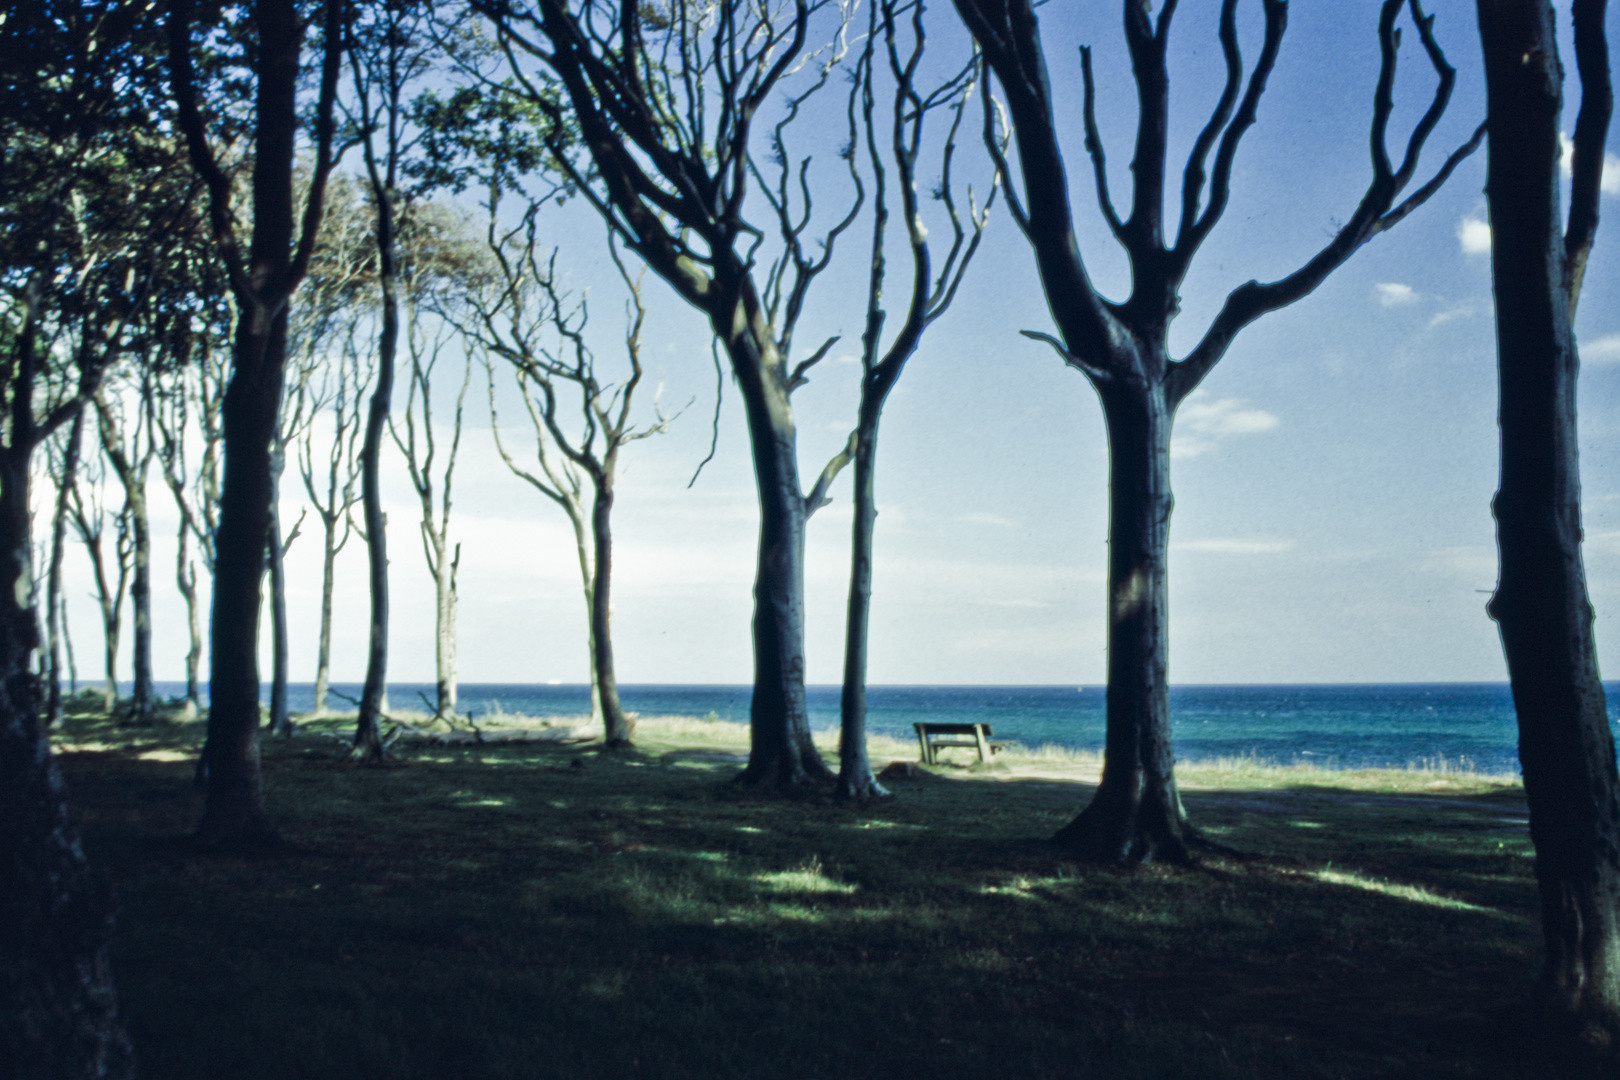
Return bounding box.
[144,680,1620,775]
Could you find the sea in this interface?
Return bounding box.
[145,679,1620,775]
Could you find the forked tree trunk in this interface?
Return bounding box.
[836,400,889,801]
[1478,0,1620,1043]
[1052,379,1190,862]
[0,293,135,1079]
[590,483,631,747]
[727,314,829,787]
[44,411,84,727]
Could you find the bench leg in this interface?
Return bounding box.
[916,728,932,766]
[974,726,991,763]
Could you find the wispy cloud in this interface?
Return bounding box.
[1458,216,1492,255]
[1375,282,1419,306]
[959,512,1017,528]
[1585,333,1620,364]
[1175,538,1295,555]
[1560,132,1620,196]
[1172,397,1280,459]
[1429,301,1478,329]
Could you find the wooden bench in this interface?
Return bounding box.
[913,722,1013,765]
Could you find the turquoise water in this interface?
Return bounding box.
[146,680,1620,774]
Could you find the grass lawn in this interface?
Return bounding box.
[51,704,1565,1079]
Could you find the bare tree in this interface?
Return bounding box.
[41,415,86,727]
[290,177,375,718]
[391,305,470,721]
[834,0,994,799]
[64,453,130,715]
[952,0,1482,861]
[94,377,158,723]
[153,290,229,721]
[346,0,440,759]
[297,332,368,717]
[1476,0,1620,1047]
[170,0,346,842]
[472,219,677,746]
[467,0,864,786]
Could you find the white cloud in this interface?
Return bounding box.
[1458,216,1492,255]
[1172,396,1280,459]
[1174,538,1295,555]
[1429,302,1478,329]
[959,512,1017,527]
[1585,333,1620,364]
[1375,282,1419,306]
[1560,132,1620,196]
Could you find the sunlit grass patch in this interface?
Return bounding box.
[1304,867,1508,916]
[753,856,857,895]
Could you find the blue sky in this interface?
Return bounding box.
[61,0,1620,688]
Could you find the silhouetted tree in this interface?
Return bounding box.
[474,222,677,746]
[467,0,863,786]
[1477,0,1620,1048]
[835,0,995,799]
[952,0,1482,861]
[170,0,346,841]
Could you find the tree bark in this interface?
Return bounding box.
[313,524,337,716]
[198,305,287,843]
[1478,0,1620,1044]
[1052,380,1190,861]
[266,499,291,737]
[590,482,631,747]
[176,527,202,719]
[0,283,135,1080]
[433,533,458,718]
[355,268,397,760]
[127,467,152,723]
[836,400,889,801]
[727,305,830,787]
[44,411,84,728]
[76,522,122,716]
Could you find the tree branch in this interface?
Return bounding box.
[804,429,858,517]
[1566,0,1613,313]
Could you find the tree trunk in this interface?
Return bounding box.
[313,519,337,716]
[197,306,286,845]
[87,534,119,716]
[1052,379,1191,863]
[176,531,202,719]
[126,465,153,724]
[836,400,888,801]
[726,318,829,787]
[266,500,291,737]
[590,482,631,747]
[355,267,397,761]
[0,292,135,1079]
[433,534,458,719]
[1479,0,1620,1043]
[44,411,84,728]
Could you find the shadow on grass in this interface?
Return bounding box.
[49,712,1570,1080]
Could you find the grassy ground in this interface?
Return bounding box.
[50,702,1565,1079]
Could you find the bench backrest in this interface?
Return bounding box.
[913,722,993,736]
